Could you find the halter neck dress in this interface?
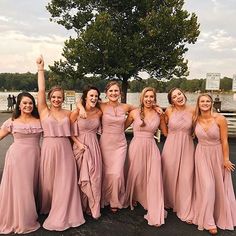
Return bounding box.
[99,105,127,209]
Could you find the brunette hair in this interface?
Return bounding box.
[139,87,157,127]
[12,92,39,119]
[47,86,65,101]
[167,87,187,105]
[81,86,101,108]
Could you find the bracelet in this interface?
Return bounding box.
[38,69,44,72]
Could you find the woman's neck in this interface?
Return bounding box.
[108,100,119,107]
[174,104,186,111]
[200,110,212,119]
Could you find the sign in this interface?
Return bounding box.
[205,73,221,91]
[65,90,76,104]
[232,74,236,92]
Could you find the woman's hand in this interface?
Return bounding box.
[36,55,44,71]
[224,159,235,171]
[153,105,164,115]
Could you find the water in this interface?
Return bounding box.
[0,92,236,111]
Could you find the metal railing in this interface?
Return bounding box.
[220,112,236,137]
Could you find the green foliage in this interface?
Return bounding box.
[0,73,234,93]
[46,0,200,101]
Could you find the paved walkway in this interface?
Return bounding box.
[0,113,235,236]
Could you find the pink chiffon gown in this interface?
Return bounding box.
[100,105,127,209]
[192,121,236,231]
[73,117,102,219]
[0,119,42,234]
[39,114,85,231]
[162,110,194,221]
[125,110,166,226]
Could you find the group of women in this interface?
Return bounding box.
[0,55,235,235]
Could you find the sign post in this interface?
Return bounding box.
[205,73,221,91]
[232,74,236,92]
[65,90,76,110]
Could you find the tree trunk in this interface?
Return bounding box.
[121,78,128,103]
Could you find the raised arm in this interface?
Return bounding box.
[218,115,235,171]
[36,55,48,114]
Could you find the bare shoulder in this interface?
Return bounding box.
[120,103,131,112]
[186,105,195,114]
[63,109,71,117]
[165,106,173,116]
[214,113,226,122]
[95,108,103,117]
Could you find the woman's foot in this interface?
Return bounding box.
[110,207,118,213]
[185,220,192,224]
[209,228,217,235]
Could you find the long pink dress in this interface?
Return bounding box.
[162,110,194,221]
[73,117,102,219]
[192,121,236,231]
[100,105,127,209]
[125,110,165,226]
[39,114,85,231]
[0,119,42,234]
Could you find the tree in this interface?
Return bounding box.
[47,0,200,102]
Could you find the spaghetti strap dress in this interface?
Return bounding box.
[125,110,166,226]
[192,121,236,231]
[39,114,85,231]
[100,105,127,209]
[0,119,42,234]
[73,117,102,219]
[162,110,194,221]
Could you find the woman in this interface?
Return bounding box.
[70,86,103,219]
[192,94,236,234]
[124,87,167,226]
[36,55,85,230]
[98,81,135,212]
[0,92,42,234]
[162,87,195,222]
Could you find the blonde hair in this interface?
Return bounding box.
[193,93,213,128]
[47,86,65,101]
[139,87,157,127]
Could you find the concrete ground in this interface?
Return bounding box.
[0,112,235,236]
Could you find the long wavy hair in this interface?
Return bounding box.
[12,92,39,120]
[81,86,101,108]
[193,93,213,128]
[167,87,187,105]
[139,87,157,127]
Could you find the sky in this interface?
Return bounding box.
[0,0,235,79]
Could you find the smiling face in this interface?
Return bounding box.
[19,96,34,114]
[170,89,186,107]
[86,89,99,108]
[198,95,213,112]
[142,90,156,108]
[50,90,64,108]
[106,84,121,102]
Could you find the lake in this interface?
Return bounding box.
[0,91,236,112]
